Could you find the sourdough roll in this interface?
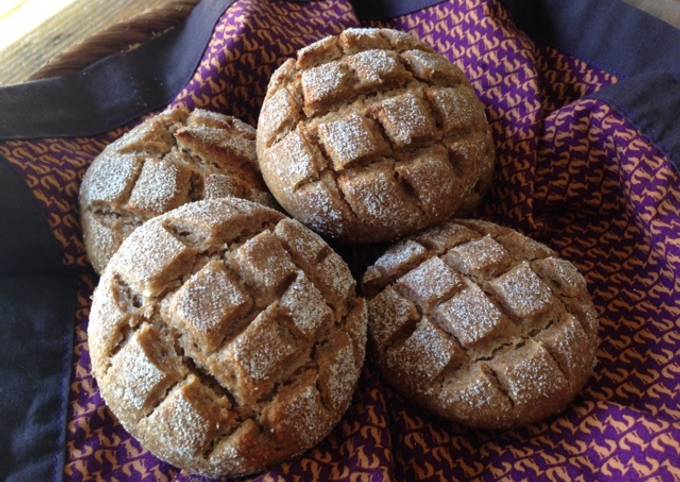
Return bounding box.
[256,28,494,243]
[80,108,274,274]
[362,219,598,429]
[88,198,367,477]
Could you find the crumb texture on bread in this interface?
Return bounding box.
[257,28,495,243]
[80,108,274,274]
[88,198,367,478]
[362,219,599,429]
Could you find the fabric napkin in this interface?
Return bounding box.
[0,0,678,480]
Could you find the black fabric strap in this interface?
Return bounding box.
[0,155,79,481]
[0,158,66,273]
[1,274,79,482]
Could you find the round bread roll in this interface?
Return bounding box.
[80,108,274,274]
[362,219,598,429]
[88,198,366,477]
[256,28,494,243]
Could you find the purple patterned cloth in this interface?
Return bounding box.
[0,0,678,480]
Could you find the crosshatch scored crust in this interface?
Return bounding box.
[256,28,495,243]
[362,219,599,429]
[80,108,275,274]
[88,198,367,478]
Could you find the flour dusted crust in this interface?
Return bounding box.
[362,219,598,429]
[88,198,366,477]
[256,28,494,243]
[80,108,275,274]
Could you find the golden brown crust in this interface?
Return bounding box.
[362,219,599,429]
[80,108,275,274]
[256,28,494,243]
[88,198,366,477]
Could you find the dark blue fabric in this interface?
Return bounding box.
[0,274,78,482]
[500,0,680,171]
[0,155,79,481]
[0,159,65,273]
[592,71,680,172]
[502,0,680,80]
